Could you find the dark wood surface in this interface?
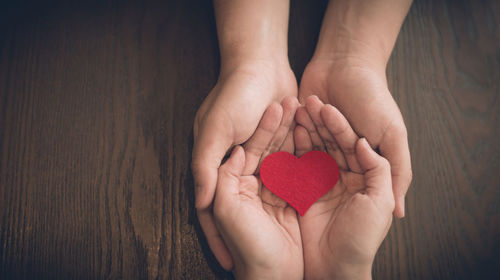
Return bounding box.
[0,0,498,279]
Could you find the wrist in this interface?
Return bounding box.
[304,56,388,91]
[214,0,291,76]
[219,55,291,79]
[312,36,388,76]
[312,0,412,73]
[217,59,296,99]
[312,3,391,71]
[309,53,387,81]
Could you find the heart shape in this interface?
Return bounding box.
[259,151,340,216]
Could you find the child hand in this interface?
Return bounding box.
[213,98,303,280]
[192,63,297,269]
[295,96,395,280]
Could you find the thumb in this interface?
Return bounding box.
[215,146,245,202]
[379,126,412,218]
[192,128,233,210]
[356,138,394,210]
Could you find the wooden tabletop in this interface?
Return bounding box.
[1,0,498,279]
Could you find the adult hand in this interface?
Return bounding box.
[299,59,411,218]
[213,100,302,279]
[295,96,395,279]
[193,0,295,269]
[299,0,413,218]
[192,67,297,269]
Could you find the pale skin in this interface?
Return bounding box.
[298,0,413,218]
[192,0,413,272]
[214,97,395,279]
[192,0,296,269]
[213,99,303,280]
[295,96,395,280]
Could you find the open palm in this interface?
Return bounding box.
[213,98,303,279]
[193,63,297,269]
[295,96,395,279]
[299,61,412,218]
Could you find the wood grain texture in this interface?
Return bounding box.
[0,0,498,279]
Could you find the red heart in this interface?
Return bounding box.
[259,151,339,216]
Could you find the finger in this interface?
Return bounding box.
[217,146,246,200]
[280,132,295,154]
[198,209,234,270]
[294,125,313,157]
[379,125,412,218]
[295,106,325,151]
[356,138,394,210]
[243,103,283,175]
[192,125,233,210]
[264,97,299,156]
[305,96,348,170]
[210,146,246,270]
[277,97,301,154]
[192,121,234,270]
[320,104,362,173]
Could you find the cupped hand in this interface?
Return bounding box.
[213,100,303,280]
[295,96,395,279]
[192,62,297,269]
[299,59,412,218]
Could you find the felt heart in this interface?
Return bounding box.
[259,151,339,216]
